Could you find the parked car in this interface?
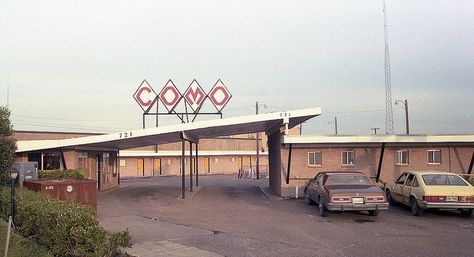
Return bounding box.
[385,171,474,217]
[303,171,388,217]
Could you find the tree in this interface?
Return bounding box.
[0,106,17,185]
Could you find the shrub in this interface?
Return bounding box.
[0,188,131,257]
[0,219,52,257]
[39,169,86,180]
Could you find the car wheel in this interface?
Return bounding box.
[386,190,394,205]
[368,210,379,217]
[410,197,424,216]
[459,209,473,217]
[304,190,314,205]
[319,198,329,217]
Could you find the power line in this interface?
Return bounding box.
[11,113,139,122]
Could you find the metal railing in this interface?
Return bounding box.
[238,165,269,179]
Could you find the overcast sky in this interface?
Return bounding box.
[0,0,473,135]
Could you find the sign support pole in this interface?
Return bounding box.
[189,141,193,192]
[181,139,185,199]
[195,143,199,187]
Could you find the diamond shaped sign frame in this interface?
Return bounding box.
[208,79,232,112]
[133,79,158,113]
[158,79,183,113]
[184,79,207,113]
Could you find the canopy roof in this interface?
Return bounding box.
[17,107,321,153]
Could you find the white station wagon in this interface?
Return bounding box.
[385,171,474,217]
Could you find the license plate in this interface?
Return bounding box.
[446,196,458,202]
[352,197,364,204]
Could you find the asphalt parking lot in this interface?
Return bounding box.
[98,175,474,257]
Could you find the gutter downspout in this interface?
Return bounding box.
[286,144,292,184]
[376,143,386,182]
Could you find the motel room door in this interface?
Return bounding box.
[204,157,210,173]
[154,158,161,176]
[137,158,144,176]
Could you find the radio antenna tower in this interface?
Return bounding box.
[383,0,394,134]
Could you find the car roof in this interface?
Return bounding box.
[404,171,463,176]
[322,171,367,176]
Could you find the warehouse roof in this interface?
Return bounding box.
[16,107,321,152]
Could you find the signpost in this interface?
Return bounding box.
[133,78,231,199]
[134,79,231,128]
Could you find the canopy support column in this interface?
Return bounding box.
[195,143,199,187]
[181,139,185,199]
[189,141,193,192]
[60,147,67,170]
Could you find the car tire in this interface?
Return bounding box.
[319,198,329,217]
[459,209,473,217]
[304,190,314,205]
[410,197,424,216]
[368,210,379,217]
[386,190,394,205]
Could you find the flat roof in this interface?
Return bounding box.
[119,150,268,157]
[282,134,474,145]
[16,107,321,153]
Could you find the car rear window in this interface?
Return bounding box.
[325,175,372,185]
[422,174,468,186]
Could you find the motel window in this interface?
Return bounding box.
[428,150,442,164]
[78,152,88,171]
[341,151,355,166]
[120,159,126,167]
[395,150,409,166]
[308,152,322,167]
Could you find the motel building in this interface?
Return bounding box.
[13,108,474,197]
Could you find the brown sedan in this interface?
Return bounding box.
[303,171,388,217]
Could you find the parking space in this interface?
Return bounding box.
[98,175,474,257]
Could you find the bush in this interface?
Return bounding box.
[39,169,86,180]
[0,187,132,257]
[0,219,52,257]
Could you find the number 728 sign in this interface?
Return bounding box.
[133,79,231,113]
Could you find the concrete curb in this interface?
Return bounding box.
[176,186,204,200]
[257,185,283,201]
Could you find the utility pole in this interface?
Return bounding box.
[255,101,260,179]
[329,117,338,135]
[395,99,409,134]
[404,100,409,134]
[6,78,10,107]
[371,127,380,135]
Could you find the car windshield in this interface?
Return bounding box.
[325,174,372,185]
[422,174,468,186]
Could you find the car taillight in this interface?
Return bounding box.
[366,196,385,203]
[459,196,474,203]
[423,196,446,202]
[331,197,351,203]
